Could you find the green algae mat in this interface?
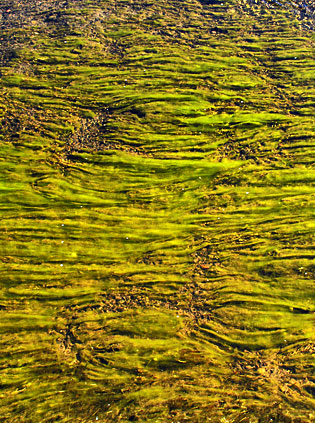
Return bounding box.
[1,0,315,421]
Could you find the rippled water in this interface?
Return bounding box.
[0,0,315,422]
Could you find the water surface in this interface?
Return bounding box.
[0,0,315,421]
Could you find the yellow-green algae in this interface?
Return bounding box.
[0,0,315,421]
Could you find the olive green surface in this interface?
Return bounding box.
[0,0,315,421]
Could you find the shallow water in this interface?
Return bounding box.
[0,0,315,422]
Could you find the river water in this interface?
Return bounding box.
[0,0,315,421]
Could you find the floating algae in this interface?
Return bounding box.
[0,0,315,422]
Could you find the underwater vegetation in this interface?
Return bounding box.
[0,0,315,421]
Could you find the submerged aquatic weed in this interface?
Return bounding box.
[0,0,315,422]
